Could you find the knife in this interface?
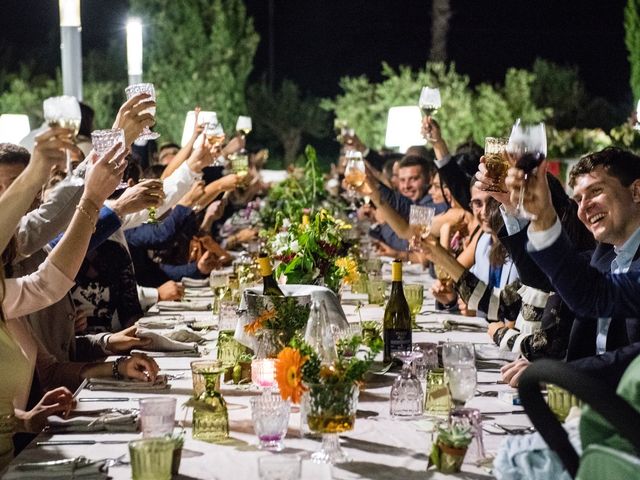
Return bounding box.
[37,440,130,446]
[78,398,131,402]
[482,410,527,415]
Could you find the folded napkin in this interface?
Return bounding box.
[137,315,183,329]
[181,277,209,287]
[47,411,138,433]
[474,343,520,362]
[235,284,349,350]
[131,349,201,358]
[3,457,108,479]
[87,374,170,391]
[157,300,211,311]
[136,327,202,352]
[184,288,213,298]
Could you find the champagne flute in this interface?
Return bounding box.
[124,83,160,141]
[42,96,82,183]
[507,120,547,219]
[408,205,435,251]
[344,150,366,210]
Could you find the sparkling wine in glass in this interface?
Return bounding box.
[507,120,547,219]
[418,86,442,117]
[43,95,82,182]
[344,150,366,210]
[124,83,160,141]
[408,205,435,251]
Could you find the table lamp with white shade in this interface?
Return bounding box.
[0,115,31,145]
[384,106,425,153]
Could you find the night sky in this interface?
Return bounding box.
[0,0,632,105]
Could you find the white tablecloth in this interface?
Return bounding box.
[7,262,528,479]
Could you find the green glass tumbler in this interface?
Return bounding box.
[129,438,173,480]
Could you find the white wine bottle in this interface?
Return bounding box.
[257,253,285,297]
[383,260,412,363]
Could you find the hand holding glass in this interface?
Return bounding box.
[419,86,442,117]
[43,95,82,182]
[483,137,509,192]
[124,83,160,141]
[409,205,435,251]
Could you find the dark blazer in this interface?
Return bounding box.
[529,230,640,364]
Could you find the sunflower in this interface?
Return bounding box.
[275,347,308,404]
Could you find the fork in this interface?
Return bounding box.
[492,423,535,434]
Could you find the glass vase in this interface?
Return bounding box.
[305,382,358,464]
[192,369,229,442]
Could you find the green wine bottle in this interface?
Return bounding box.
[257,254,285,297]
[383,260,412,363]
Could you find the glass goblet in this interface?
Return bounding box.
[124,83,160,141]
[483,137,509,192]
[250,392,291,451]
[390,350,424,418]
[403,283,424,321]
[408,205,435,251]
[91,128,128,190]
[43,95,82,184]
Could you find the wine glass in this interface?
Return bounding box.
[408,205,435,251]
[90,128,128,191]
[418,87,442,117]
[236,116,252,137]
[124,83,160,141]
[483,137,510,192]
[344,150,366,210]
[209,270,230,315]
[205,121,226,167]
[507,120,547,219]
[42,95,82,184]
[389,350,424,418]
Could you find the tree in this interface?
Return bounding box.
[129,0,260,142]
[625,0,640,102]
[248,79,329,166]
[430,0,452,62]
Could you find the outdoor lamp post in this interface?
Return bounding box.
[127,17,143,85]
[59,0,82,100]
[385,106,424,153]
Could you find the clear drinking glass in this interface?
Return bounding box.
[344,150,366,210]
[91,128,127,189]
[124,83,160,141]
[258,454,302,480]
[390,350,424,418]
[209,270,230,314]
[442,342,475,368]
[43,95,82,183]
[419,86,442,117]
[445,364,477,407]
[507,119,547,219]
[250,392,291,451]
[138,397,176,438]
[129,438,173,480]
[483,137,510,192]
[412,342,438,389]
[408,205,435,251]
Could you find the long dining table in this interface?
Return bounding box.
[5,261,531,479]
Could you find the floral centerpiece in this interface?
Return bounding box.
[274,335,382,463]
[263,209,361,293]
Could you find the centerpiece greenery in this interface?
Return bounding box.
[262,208,361,293]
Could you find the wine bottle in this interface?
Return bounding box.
[383,260,412,363]
[257,253,285,297]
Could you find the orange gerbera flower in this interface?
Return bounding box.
[275,347,307,404]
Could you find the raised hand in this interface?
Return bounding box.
[83,142,128,206]
[112,93,156,146]
[505,160,556,230]
[111,179,165,216]
[186,145,214,173]
[29,127,83,183]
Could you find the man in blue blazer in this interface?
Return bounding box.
[505,147,640,387]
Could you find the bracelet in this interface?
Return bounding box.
[80,197,100,216]
[112,356,126,380]
[76,204,97,233]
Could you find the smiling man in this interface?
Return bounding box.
[501,147,640,387]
